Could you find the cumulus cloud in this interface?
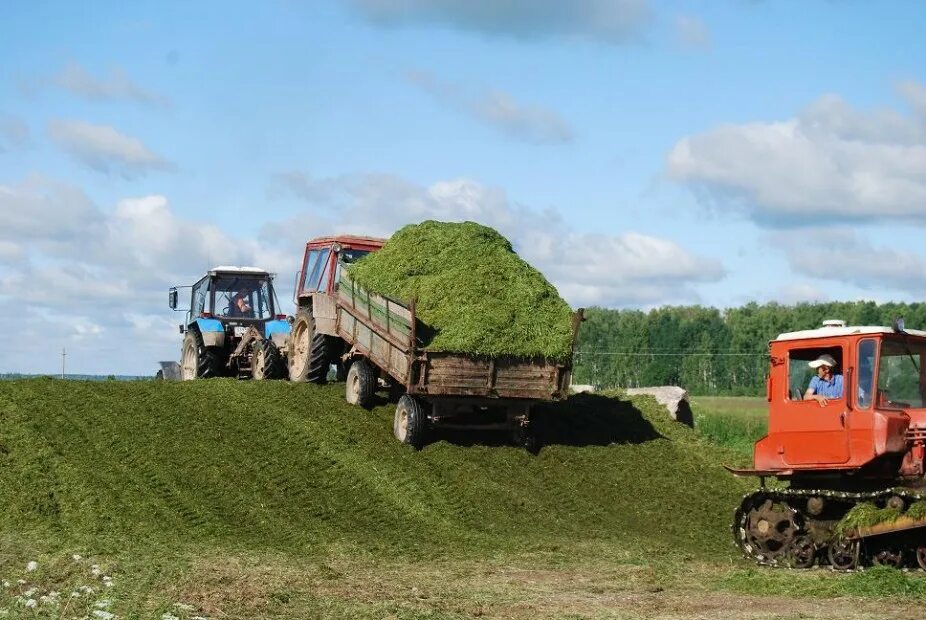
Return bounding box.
[0,175,294,374]
[348,0,653,44]
[54,61,170,107]
[667,82,926,224]
[772,228,926,294]
[47,120,172,178]
[268,172,723,307]
[674,14,711,51]
[407,71,573,144]
[0,115,29,152]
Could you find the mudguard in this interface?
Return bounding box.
[193,318,225,348]
[265,319,291,350]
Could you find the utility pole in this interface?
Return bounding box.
[61,347,67,379]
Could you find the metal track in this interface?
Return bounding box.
[733,486,926,569]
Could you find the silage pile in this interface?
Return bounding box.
[835,499,926,536]
[348,220,576,361]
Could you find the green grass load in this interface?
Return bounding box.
[348,220,576,361]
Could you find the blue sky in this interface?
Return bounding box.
[2,0,926,374]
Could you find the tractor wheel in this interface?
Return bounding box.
[345,358,376,407]
[394,395,428,449]
[252,339,287,380]
[289,311,331,384]
[180,330,221,380]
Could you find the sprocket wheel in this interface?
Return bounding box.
[785,534,817,569]
[828,539,860,571]
[741,498,801,564]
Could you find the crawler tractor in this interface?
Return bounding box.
[729,319,926,569]
[169,266,291,380]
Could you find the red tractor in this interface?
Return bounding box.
[287,235,386,383]
[729,319,926,569]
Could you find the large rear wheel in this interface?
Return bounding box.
[289,311,331,383]
[180,330,221,380]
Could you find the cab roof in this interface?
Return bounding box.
[305,235,386,249]
[775,325,926,341]
[208,266,270,276]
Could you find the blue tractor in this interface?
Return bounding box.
[169,266,291,380]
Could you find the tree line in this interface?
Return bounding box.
[571,301,926,396]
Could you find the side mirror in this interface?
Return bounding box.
[169,288,178,310]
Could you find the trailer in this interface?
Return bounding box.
[288,236,582,450]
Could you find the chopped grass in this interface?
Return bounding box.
[690,396,767,460]
[348,220,575,361]
[835,503,902,536]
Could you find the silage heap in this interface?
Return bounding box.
[348,220,576,361]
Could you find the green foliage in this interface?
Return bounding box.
[835,503,902,536]
[691,397,767,460]
[907,500,926,520]
[574,300,926,395]
[348,220,575,361]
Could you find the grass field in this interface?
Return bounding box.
[0,380,923,619]
[690,395,768,461]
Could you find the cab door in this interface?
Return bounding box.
[774,343,850,465]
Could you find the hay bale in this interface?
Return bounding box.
[624,386,693,426]
[348,220,575,361]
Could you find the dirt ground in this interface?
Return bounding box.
[171,554,926,620]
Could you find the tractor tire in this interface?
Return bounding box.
[252,339,287,380]
[345,358,376,407]
[180,330,222,380]
[394,394,428,449]
[289,311,331,384]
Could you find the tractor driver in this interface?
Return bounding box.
[229,290,254,318]
[804,354,843,406]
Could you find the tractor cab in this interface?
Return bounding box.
[169,266,291,380]
[749,320,926,479]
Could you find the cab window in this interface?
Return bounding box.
[857,339,876,409]
[787,347,843,402]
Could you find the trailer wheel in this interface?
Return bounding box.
[252,339,287,380]
[345,358,376,407]
[394,395,427,449]
[180,330,221,380]
[289,311,331,384]
[512,423,541,454]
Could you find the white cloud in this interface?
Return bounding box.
[0,115,29,152]
[407,71,573,144]
[668,83,926,224]
[53,61,170,107]
[0,174,103,242]
[772,227,926,294]
[674,14,711,51]
[47,119,172,178]
[349,0,653,44]
[268,172,723,307]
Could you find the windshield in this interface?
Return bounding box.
[877,338,926,409]
[213,275,274,319]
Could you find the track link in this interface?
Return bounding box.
[733,487,926,569]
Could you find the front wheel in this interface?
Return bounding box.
[252,339,287,380]
[180,330,221,380]
[345,358,376,407]
[394,395,428,449]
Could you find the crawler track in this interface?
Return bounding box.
[733,487,926,570]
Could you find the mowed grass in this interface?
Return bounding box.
[0,380,924,618]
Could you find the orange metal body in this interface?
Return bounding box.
[752,331,926,485]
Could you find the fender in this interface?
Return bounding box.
[194,318,225,348]
[265,319,291,338]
